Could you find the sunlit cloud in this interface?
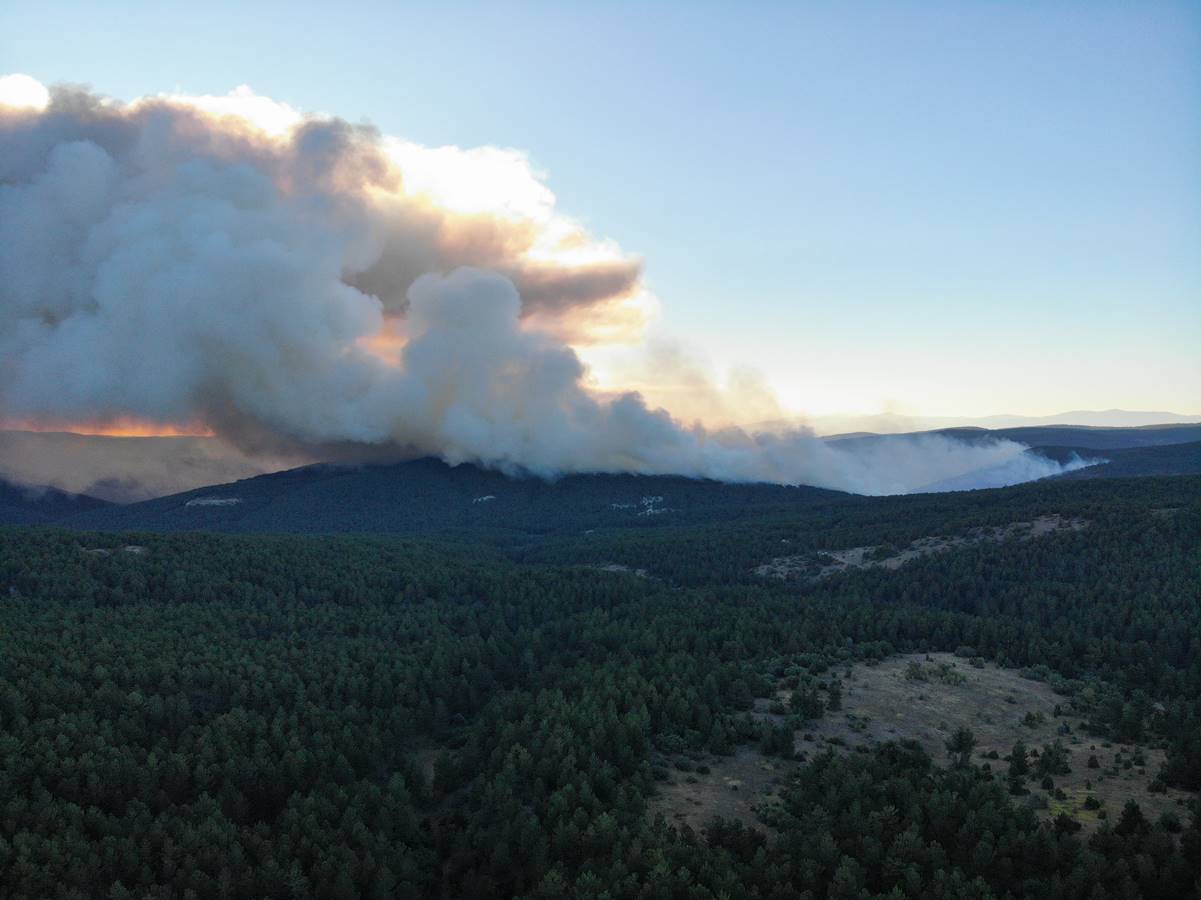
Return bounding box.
[145,84,653,345]
[0,73,50,111]
[158,84,303,137]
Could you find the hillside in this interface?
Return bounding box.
[60,457,844,537]
[967,422,1201,450]
[828,422,1201,452]
[0,478,110,526]
[523,474,1201,585]
[1048,440,1201,480]
[5,421,1195,507]
[810,410,1201,435]
[2,473,1200,897]
[45,424,1200,539]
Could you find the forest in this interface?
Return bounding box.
[1,474,1199,898]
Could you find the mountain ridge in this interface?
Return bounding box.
[57,457,846,537]
[0,477,111,526]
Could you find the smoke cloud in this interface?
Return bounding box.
[0,78,1092,496]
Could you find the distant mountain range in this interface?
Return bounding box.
[827,422,1201,451]
[805,409,1201,436]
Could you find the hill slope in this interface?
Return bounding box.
[0,479,111,526]
[49,435,1201,537]
[827,422,1201,451]
[1047,440,1201,480]
[957,422,1201,450]
[2,473,1200,898]
[61,457,844,537]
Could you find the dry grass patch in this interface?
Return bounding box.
[645,653,1191,836]
[799,653,1190,831]
[755,514,1089,582]
[647,746,793,834]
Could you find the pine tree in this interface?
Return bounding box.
[827,680,843,712]
[946,727,977,769]
[1008,742,1029,795]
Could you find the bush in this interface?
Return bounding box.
[1054,813,1082,835]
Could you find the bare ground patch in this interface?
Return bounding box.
[590,563,649,578]
[649,653,1191,836]
[798,653,1191,830]
[80,544,149,556]
[647,746,793,834]
[755,514,1089,581]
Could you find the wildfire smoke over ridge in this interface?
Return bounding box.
[0,76,1092,496]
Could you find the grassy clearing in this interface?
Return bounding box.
[654,652,1191,834]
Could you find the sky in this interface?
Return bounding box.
[2,0,1199,420]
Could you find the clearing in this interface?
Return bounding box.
[755,515,1089,581]
[650,652,1190,835]
[648,746,793,834]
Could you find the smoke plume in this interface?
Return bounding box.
[0,78,1092,496]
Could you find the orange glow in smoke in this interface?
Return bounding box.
[1,416,215,438]
[357,316,408,366]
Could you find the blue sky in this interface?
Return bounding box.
[3,1,1199,417]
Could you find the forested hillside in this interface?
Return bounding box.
[1053,442,1201,480]
[2,475,1199,897]
[57,457,844,537]
[827,423,1201,452]
[0,478,110,527]
[44,424,1201,539]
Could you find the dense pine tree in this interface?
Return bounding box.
[1,474,1199,897]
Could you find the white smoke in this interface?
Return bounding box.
[0,78,1094,496]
